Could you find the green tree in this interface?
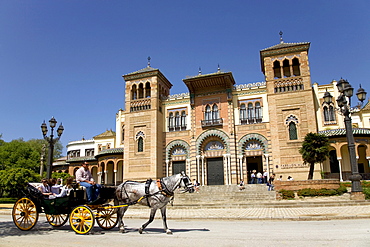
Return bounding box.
[0,138,64,197]
[299,132,330,180]
[52,172,73,185]
[0,168,40,197]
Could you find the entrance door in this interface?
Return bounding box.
[207,157,224,185]
[246,156,263,183]
[172,161,186,175]
[246,156,263,172]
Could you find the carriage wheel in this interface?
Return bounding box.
[96,204,118,230]
[69,205,95,234]
[46,214,69,227]
[12,197,39,231]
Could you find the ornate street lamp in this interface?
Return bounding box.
[323,79,367,199]
[41,117,64,179]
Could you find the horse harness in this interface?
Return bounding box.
[120,175,189,208]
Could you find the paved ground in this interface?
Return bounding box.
[2,217,370,247]
[2,194,370,221]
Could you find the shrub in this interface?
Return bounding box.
[0,198,17,203]
[361,181,370,188]
[336,185,348,194]
[363,187,370,200]
[340,182,351,187]
[279,189,295,199]
[297,186,347,197]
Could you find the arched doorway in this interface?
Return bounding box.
[239,133,269,184]
[116,160,124,185]
[91,166,98,182]
[106,161,114,185]
[329,150,340,173]
[204,140,225,185]
[206,157,224,185]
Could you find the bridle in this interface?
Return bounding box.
[179,173,194,193]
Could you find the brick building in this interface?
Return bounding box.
[61,38,370,185]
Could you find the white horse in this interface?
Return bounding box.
[115,172,194,234]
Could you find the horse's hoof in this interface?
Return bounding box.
[138,228,143,234]
[119,229,126,233]
[166,230,173,235]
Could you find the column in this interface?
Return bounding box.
[337,158,343,182]
[223,154,228,185]
[165,160,170,177]
[201,155,205,185]
[238,155,244,181]
[114,170,117,186]
[196,155,200,183]
[264,154,270,178]
[97,172,102,184]
[104,170,108,185]
[227,154,231,185]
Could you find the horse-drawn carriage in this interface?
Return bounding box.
[12,183,118,234]
[12,172,194,235]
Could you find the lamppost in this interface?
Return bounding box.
[41,117,64,179]
[323,79,367,199]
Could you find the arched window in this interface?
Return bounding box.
[273,60,281,79]
[138,137,143,152]
[169,112,174,131]
[247,103,254,121]
[181,111,186,129]
[292,58,300,76]
[323,105,336,123]
[329,106,336,122]
[205,105,211,121]
[138,83,144,99]
[283,59,291,77]
[288,122,298,140]
[240,103,246,123]
[175,112,180,129]
[212,104,219,120]
[131,84,137,100]
[255,102,262,122]
[145,82,151,98]
[323,106,329,122]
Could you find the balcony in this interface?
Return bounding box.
[201,118,223,128]
[168,125,187,132]
[240,118,262,125]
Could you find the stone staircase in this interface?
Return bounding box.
[170,184,370,209]
[172,184,276,209]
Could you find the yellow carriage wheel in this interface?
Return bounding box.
[96,204,118,230]
[69,206,95,234]
[12,197,39,231]
[46,214,69,227]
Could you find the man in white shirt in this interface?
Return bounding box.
[75,162,100,202]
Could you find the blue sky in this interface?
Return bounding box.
[1,1,369,154]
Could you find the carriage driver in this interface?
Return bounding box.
[75,162,101,202]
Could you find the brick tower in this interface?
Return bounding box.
[122,62,172,181]
[260,34,318,179]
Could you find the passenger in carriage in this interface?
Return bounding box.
[56,177,74,197]
[38,178,56,198]
[75,162,101,202]
[50,178,63,194]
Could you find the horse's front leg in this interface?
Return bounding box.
[117,206,128,233]
[160,206,172,234]
[139,208,157,234]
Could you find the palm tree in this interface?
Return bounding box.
[299,132,330,180]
